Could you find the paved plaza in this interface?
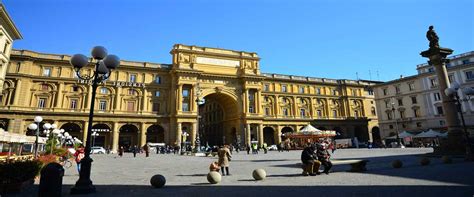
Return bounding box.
[17,148,474,197]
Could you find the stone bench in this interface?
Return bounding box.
[332,159,369,172]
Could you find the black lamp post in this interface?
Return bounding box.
[445,82,474,161]
[69,46,120,194]
[390,99,401,146]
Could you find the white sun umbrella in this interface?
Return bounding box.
[299,124,322,134]
[413,129,444,138]
[399,131,415,138]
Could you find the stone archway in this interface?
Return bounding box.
[60,123,82,141]
[147,124,165,143]
[119,124,139,150]
[199,92,239,146]
[91,123,112,148]
[281,126,293,141]
[263,127,275,145]
[354,126,367,142]
[371,126,381,143]
[334,127,343,139]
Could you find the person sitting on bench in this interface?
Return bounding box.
[300,144,321,176]
[317,143,333,174]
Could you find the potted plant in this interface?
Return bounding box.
[0,159,42,194]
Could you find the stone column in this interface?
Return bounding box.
[140,122,147,147]
[191,122,197,147]
[421,46,464,153]
[86,85,93,110]
[112,122,119,153]
[7,119,15,132]
[176,122,182,146]
[275,95,280,118]
[177,85,183,112]
[257,89,263,114]
[114,87,121,111]
[245,123,251,146]
[82,121,89,145]
[55,82,64,108]
[244,89,249,114]
[12,79,21,106]
[258,124,264,146]
[276,125,282,144]
[292,96,298,117]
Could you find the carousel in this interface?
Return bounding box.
[283,124,336,149]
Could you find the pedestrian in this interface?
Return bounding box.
[143,144,150,157]
[73,144,85,174]
[118,146,124,157]
[317,143,333,174]
[132,145,138,157]
[246,144,250,155]
[300,144,320,176]
[217,145,232,176]
[263,143,268,154]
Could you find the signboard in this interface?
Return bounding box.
[77,80,145,88]
[196,57,240,67]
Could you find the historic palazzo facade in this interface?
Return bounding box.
[0,44,380,152]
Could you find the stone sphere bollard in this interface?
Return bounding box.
[150,174,166,188]
[207,171,222,184]
[392,160,403,168]
[420,157,430,166]
[252,169,267,180]
[441,156,452,164]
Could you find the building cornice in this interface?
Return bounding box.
[0,4,22,40]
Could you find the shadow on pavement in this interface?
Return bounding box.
[12,184,474,197]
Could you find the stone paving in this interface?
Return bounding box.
[15,148,474,197]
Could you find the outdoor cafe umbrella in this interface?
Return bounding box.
[413,129,444,138]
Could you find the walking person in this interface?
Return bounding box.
[246,144,250,155]
[218,145,232,176]
[73,144,85,174]
[132,145,138,157]
[118,146,124,157]
[143,144,150,157]
[263,143,268,154]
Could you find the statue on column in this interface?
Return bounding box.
[426,25,439,49]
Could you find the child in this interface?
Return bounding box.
[209,161,220,172]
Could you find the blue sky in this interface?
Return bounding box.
[3,0,473,81]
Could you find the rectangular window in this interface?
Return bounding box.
[265,107,270,116]
[130,74,137,82]
[299,86,304,94]
[354,110,359,118]
[465,71,474,80]
[439,120,445,126]
[316,87,321,95]
[383,88,388,96]
[300,109,305,117]
[436,106,444,115]
[385,100,390,108]
[283,108,289,116]
[70,99,78,109]
[99,100,107,111]
[127,101,135,112]
[182,89,189,97]
[332,89,337,95]
[152,102,160,112]
[332,110,337,118]
[155,76,161,84]
[397,99,403,106]
[72,86,79,92]
[395,86,401,94]
[463,59,470,65]
[448,75,454,83]
[414,108,420,117]
[387,111,392,120]
[317,110,322,118]
[430,78,438,87]
[155,91,160,97]
[38,98,46,108]
[434,93,441,101]
[389,125,394,129]
[428,67,434,73]
[368,89,374,95]
[282,85,287,92]
[43,68,51,77]
[182,103,189,112]
[400,110,405,119]
[416,122,422,127]
[411,96,417,104]
[264,84,270,91]
[408,83,415,91]
[3,41,9,54]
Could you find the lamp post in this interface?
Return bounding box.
[391,99,401,146]
[194,83,203,152]
[69,46,120,194]
[91,132,99,147]
[444,82,474,161]
[28,116,43,158]
[181,131,189,154]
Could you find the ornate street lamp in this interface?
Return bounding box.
[444,82,474,160]
[69,46,120,194]
[28,116,44,158]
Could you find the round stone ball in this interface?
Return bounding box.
[150,174,166,188]
[207,171,222,184]
[392,160,403,168]
[441,156,452,164]
[252,169,267,180]
[420,157,431,166]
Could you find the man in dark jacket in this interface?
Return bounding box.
[300,144,321,176]
[317,143,333,174]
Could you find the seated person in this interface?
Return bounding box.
[209,161,220,172]
[317,143,333,174]
[300,144,321,176]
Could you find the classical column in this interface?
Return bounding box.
[82,121,89,145]
[7,119,15,133]
[421,43,463,153]
[140,122,147,147]
[177,84,183,112]
[191,122,197,147]
[257,89,263,114]
[276,125,282,144]
[176,122,182,146]
[244,89,249,114]
[55,82,64,108]
[12,79,21,106]
[114,87,121,111]
[112,122,119,153]
[275,96,280,118]
[245,124,251,146]
[292,96,298,117]
[258,124,264,146]
[86,85,93,109]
